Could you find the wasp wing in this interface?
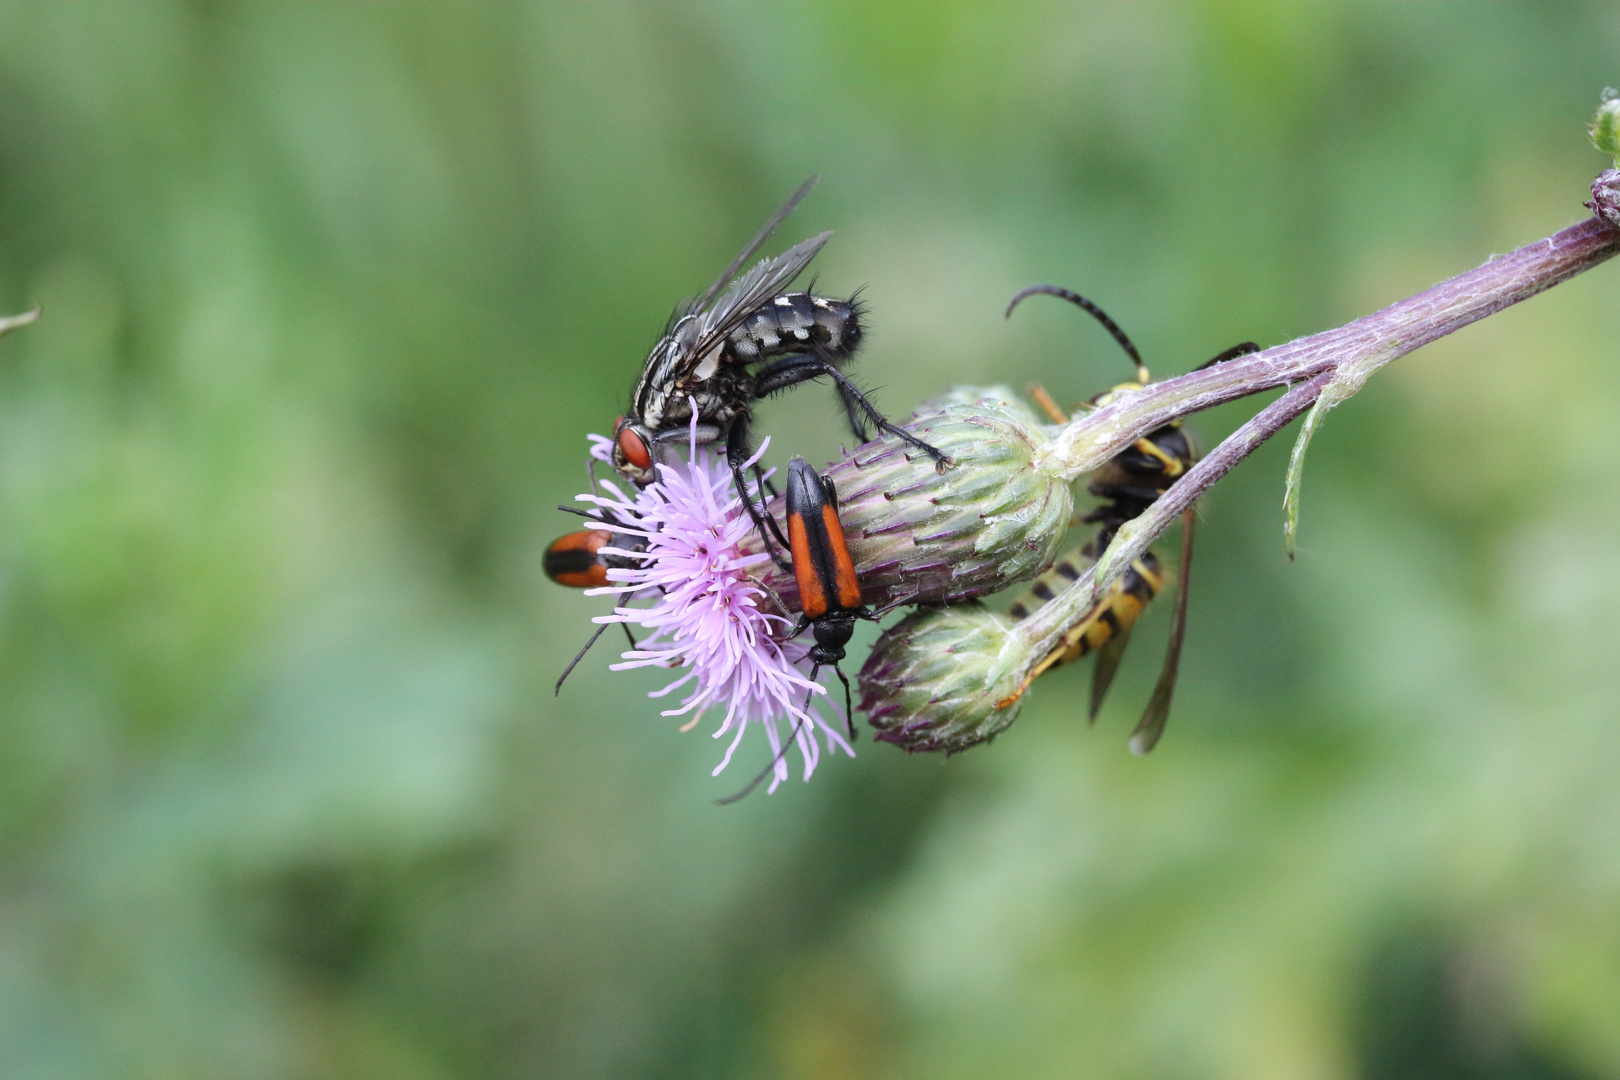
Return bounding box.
[690,176,819,314]
[1128,508,1195,755]
[1088,624,1133,722]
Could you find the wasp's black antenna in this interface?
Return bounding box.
[714,720,807,806]
[1007,284,1149,384]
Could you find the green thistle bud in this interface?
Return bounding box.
[1593,87,1620,166]
[859,602,1027,753]
[759,386,1073,608]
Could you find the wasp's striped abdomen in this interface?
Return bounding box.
[1006,544,1166,669]
[726,293,861,365]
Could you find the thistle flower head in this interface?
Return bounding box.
[577,420,850,795]
[572,387,1082,779]
[758,386,1073,609]
[859,603,1028,753]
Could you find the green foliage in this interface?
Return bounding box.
[0,3,1616,1078]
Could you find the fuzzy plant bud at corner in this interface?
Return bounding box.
[859,602,1028,753]
[759,386,1073,609]
[1593,88,1620,166]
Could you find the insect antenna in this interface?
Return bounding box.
[1006,284,1149,384]
[556,623,611,695]
[714,720,808,806]
[830,665,856,742]
[1192,341,1262,371]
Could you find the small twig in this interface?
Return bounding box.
[1039,192,1620,482]
[1022,172,1620,595]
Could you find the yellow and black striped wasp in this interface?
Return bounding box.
[1000,285,1257,753]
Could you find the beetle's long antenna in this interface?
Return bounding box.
[714,720,807,806]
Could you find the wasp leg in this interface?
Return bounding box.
[752,355,955,472]
[726,416,792,570]
[1026,383,1069,424]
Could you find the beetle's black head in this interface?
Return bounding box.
[809,611,857,664]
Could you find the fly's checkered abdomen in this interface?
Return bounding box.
[726,293,861,364]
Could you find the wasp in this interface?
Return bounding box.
[609,177,951,566]
[997,284,1257,753]
[716,455,901,804]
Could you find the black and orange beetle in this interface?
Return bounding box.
[781,455,893,737]
[716,455,897,805]
[543,528,617,589]
[544,508,646,694]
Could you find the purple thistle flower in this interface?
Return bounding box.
[576,420,852,795]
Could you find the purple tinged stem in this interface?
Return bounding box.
[1015,374,1333,661]
[849,178,1620,743]
[1042,207,1620,482]
[1020,188,1620,666]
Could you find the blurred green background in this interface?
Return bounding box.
[0,2,1617,1077]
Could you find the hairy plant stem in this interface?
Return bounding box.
[1040,182,1620,483]
[1030,177,1620,612]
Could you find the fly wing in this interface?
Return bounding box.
[652,229,834,391]
[691,229,833,348]
[690,176,819,313]
[1128,508,1195,755]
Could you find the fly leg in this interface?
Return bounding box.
[726,415,792,571]
[752,355,955,472]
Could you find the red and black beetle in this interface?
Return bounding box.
[543,528,617,589]
[544,507,647,694]
[782,455,875,733]
[716,455,890,805]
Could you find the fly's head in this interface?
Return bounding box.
[611,416,658,486]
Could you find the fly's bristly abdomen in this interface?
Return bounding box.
[726,293,862,366]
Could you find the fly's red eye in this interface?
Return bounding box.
[618,425,652,470]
